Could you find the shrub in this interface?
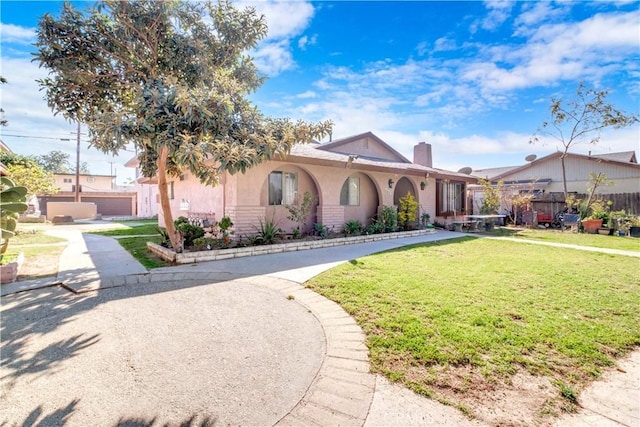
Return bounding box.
[174,216,205,247]
[155,226,171,248]
[398,192,418,230]
[343,219,362,236]
[365,220,385,235]
[285,191,316,238]
[313,222,329,238]
[380,206,398,233]
[254,216,282,245]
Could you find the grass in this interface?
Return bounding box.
[116,236,168,269]
[487,226,640,252]
[306,236,639,419]
[88,223,161,237]
[12,229,67,245]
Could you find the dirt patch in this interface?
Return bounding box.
[16,245,66,281]
[378,359,568,426]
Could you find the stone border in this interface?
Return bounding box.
[0,252,24,284]
[148,229,436,264]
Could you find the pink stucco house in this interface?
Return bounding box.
[134,132,477,235]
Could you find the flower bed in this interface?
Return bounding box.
[148,229,436,264]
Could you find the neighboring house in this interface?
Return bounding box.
[146,132,477,235]
[125,156,160,218]
[470,151,640,218]
[38,173,137,217]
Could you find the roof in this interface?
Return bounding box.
[592,151,637,163]
[316,131,411,163]
[471,165,519,180]
[489,150,640,181]
[286,142,475,181]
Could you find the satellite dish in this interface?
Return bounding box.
[525,154,537,162]
[458,166,472,174]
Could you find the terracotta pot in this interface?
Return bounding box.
[582,219,603,234]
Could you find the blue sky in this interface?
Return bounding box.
[1,1,639,184]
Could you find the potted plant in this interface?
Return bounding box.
[581,199,610,234]
[628,216,640,238]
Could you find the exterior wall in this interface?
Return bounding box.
[165,160,441,236]
[54,174,115,192]
[502,156,640,194]
[325,135,404,162]
[158,173,225,227]
[46,202,97,220]
[136,183,159,218]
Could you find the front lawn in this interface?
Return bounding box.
[487,227,640,252]
[306,236,639,423]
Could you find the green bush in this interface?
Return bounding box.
[313,222,329,238]
[254,216,282,245]
[380,206,398,233]
[174,216,204,248]
[398,192,418,230]
[343,219,362,236]
[365,220,385,235]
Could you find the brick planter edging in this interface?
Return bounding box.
[0,252,25,284]
[148,229,436,264]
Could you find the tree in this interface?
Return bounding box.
[36,150,90,174]
[35,0,332,252]
[531,83,638,202]
[0,152,59,198]
[478,178,503,214]
[36,150,72,173]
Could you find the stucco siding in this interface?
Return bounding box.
[327,136,404,162]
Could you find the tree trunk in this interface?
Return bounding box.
[157,146,182,252]
[561,153,568,203]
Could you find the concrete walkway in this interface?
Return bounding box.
[1,226,638,426]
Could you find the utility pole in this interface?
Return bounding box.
[75,122,81,202]
[109,162,115,189]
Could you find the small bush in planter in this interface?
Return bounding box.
[343,219,362,236]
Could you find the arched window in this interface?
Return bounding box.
[340,177,360,206]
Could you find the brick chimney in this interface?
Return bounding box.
[413,142,432,168]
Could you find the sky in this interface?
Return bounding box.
[1,0,639,185]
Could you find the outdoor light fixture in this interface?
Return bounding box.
[388,178,394,188]
[420,182,426,190]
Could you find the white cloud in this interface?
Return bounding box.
[462,9,640,91]
[433,37,457,52]
[252,40,295,76]
[249,1,314,40]
[298,34,317,50]
[296,90,317,99]
[479,0,513,31]
[245,1,316,76]
[0,23,36,45]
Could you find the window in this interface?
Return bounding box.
[269,171,297,205]
[63,178,72,183]
[169,181,174,200]
[87,176,95,183]
[436,180,465,215]
[340,177,360,206]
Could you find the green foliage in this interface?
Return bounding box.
[0,152,58,197]
[343,219,362,236]
[174,216,204,248]
[313,222,329,238]
[155,226,171,248]
[35,0,332,251]
[1,177,29,261]
[285,191,316,238]
[478,178,502,214]
[380,206,398,233]
[397,192,418,230]
[364,220,385,235]
[254,216,282,245]
[35,150,90,174]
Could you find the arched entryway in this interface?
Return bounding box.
[393,177,416,206]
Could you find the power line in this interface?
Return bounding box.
[1,133,79,141]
